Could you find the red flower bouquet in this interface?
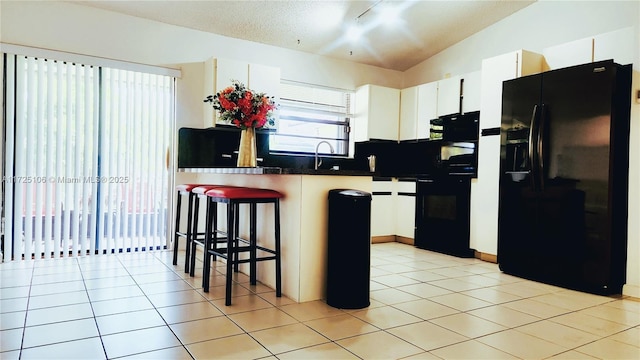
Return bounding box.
[204,81,276,129]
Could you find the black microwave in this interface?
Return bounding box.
[441,111,480,142]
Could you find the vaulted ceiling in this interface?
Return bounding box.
[70,0,535,71]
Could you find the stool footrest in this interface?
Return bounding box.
[235,256,277,264]
[206,245,276,258]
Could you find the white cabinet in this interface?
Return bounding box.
[417,82,438,140]
[248,63,281,101]
[477,50,543,129]
[543,37,593,71]
[461,71,481,113]
[204,57,281,127]
[353,84,400,142]
[371,180,396,238]
[542,27,635,72]
[470,50,543,256]
[395,180,416,240]
[399,83,438,141]
[215,58,248,89]
[436,76,462,117]
[399,86,419,141]
[593,26,636,65]
[401,76,466,140]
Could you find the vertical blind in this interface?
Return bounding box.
[2,53,175,261]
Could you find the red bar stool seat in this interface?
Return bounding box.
[202,187,283,306]
[173,184,222,274]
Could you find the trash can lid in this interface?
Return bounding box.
[329,189,372,198]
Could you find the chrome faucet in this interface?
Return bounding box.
[314,141,335,170]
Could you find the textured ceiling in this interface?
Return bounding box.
[70,0,535,71]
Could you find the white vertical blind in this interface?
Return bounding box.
[3,53,174,260]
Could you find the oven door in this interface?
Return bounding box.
[414,177,474,257]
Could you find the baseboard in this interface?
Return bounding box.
[372,237,497,264]
[371,235,414,245]
[622,284,640,299]
[395,236,414,246]
[372,235,396,244]
[475,251,498,263]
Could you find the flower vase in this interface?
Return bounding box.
[237,127,257,167]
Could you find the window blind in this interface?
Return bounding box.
[2,53,174,260]
[270,82,353,155]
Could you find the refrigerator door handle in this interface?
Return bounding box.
[528,104,538,190]
[538,104,547,191]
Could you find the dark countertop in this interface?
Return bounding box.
[178,167,374,176]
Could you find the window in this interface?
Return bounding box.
[269,82,353,156]
[2,52,175,261]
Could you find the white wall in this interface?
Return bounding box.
[403,0,640,297]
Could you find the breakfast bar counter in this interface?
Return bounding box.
[178,167,373,176]
[178,168,373,302]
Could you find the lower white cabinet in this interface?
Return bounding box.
[371,179,396,237]
[395,180,416,240]
[371,178,415,241]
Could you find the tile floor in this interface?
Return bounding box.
[1,242,639,359]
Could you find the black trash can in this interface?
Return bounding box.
[326,189,372,309]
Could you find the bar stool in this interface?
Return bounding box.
[173,184,221,274]
[202,187,283,306]
[188,185,238,277]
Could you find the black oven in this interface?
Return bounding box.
[440,143,477,177]
[414,176,474,257]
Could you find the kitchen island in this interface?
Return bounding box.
[178,167,373,302]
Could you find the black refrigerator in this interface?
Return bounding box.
[497,60,632,295]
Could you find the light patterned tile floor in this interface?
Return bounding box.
[1,242,639,359]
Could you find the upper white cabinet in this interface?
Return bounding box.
[353,84,400,142]
[542,27,635,72]
[478,50,543,129]
[417,82,439,140]
[248,63,281,100]
[399,86,419,141]
[543,37,593,71]
[593,26,636,65]
[461,71,481,113]
[204,57,280,127]
[399,82,438,141]
[215,58,249,88]
[436,75,462,117]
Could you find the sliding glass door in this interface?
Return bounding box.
[2,53,175,260]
